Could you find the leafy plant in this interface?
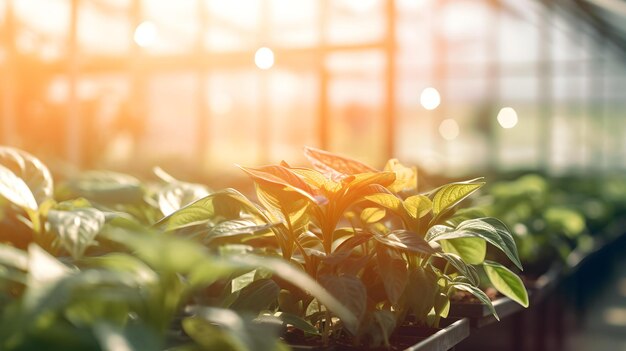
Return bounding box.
[0,145,531,350]
[217,147,530,347]
[477,174,591,271]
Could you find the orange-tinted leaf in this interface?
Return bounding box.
[238,165,323,206]
[239,165,316,195]
[345,172,396,193]
[303,146,377,180]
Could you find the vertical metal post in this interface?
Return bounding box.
[67,0,81,165]
[578,25,590,172]
[590,30,608,171]
[196,0,210,169]
[258,0,270,163]
[538,0,553,171]
[1,0,16,145]
[487,0,501,172]
[432,0,446,162]
[318,0,329,150]
[384,0,396,160]
[130,0,144,159]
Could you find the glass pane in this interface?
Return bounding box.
[141,72,197,162]
[205,0,260,52]
[267,69,317,163]
[207,70,262,170]
[328,0,385,45]
[327,51,385,167]
[143,0,198,54]
[269,0,318,47]
[79,2,131,55]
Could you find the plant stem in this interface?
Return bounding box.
[322,310,331,346]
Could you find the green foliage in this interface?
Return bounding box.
[236,147,528,346]
[477,174,593,270]
[0,145,531,350]
[483,261,529,307]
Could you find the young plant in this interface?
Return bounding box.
[228,147,529,347]
[306,148,529,324]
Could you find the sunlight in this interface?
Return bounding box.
[420,87,441,110]
[343,0,379,12]
[134,21,158,48]
[211,93,233,115]
[439,118,459,141]
[255,47,275,70]
[497,107,518,129]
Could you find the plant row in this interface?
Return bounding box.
[0,146,533,350]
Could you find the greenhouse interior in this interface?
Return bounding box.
[0,0,625,350]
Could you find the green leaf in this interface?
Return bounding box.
[376,245,408,305]
[374,230,437,255]
[373,310,396,347]
[183,315,242,351]
[93,323,161,351]
[226,255,360,334]
[365,193,403,214]
[436,252,480,286]
[206,220,273,244]
[483,260,529,307]
[0,244,28,271]
[274,312,319,335]
[0,146,53,207]
[25,244,71,296]
[360,207,386,224]
[156,188,263,231]
[452,282,498,320]
[431,179,484,216]
[434,292,450,318]
[426,218,523,270]
[66,171,143,204]
[229,279,280,313]
[440,237,486,265]
[87,253,158,285]
[103,228,225,277]
[0,164,38,211]
[186,307,286,351]
[403,195,432,219]
[47,208,106,259]
[319,274,367,325]
[157,181,210,217]
[405,268,439,321]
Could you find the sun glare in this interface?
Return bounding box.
[211,93,233,115]
[439,118,460,141]
[420,87,441,110]
[497,107,518,129]
[134,21,158,48]
[254,47,275,70]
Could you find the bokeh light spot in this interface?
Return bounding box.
[134,21,158,48]
[420,87,441,110]
[497,107,518,129]
[254,47,275,70]
[439,118,459,140]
